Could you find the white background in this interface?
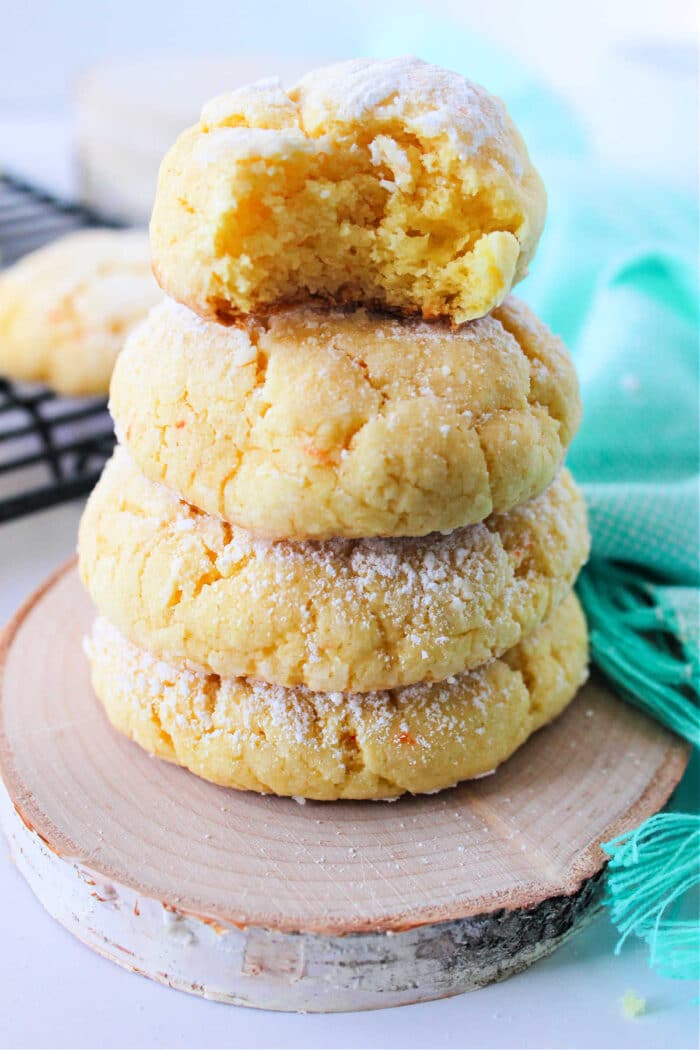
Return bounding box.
[1,1,698,1047]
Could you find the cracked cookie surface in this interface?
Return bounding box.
[0,229,161,396]
[78,447,589,692]
[86,593,588,799]
[150,57,545,325]
[111,296,580,539]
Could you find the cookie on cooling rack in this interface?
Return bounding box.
[111,296,580,540]
[150,57,545,325]
[85,593,588,800]
[78,447,589,693]
[0,229,161,396]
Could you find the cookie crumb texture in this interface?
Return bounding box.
[621,990,646,1020]
[0,229,160,396]
[150,57,545,325]
[86,593,588,799]
[78,448,589,693]
[112,296,580,539]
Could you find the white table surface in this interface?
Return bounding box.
[2,14,698,1044]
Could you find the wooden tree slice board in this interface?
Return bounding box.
[0,560,689,1013]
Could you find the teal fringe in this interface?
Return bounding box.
[577,560,700,980]
[602,814,700,981]
[577,562,700,747]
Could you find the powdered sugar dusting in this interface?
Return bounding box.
[195,125,310,166]
[292,57,523,171]
[88,617,503,756]
[194,56,528,174]
[94,446,588,691]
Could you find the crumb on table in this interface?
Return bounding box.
[621,989,646,1019]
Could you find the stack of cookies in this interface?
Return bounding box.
[79,57,590,801]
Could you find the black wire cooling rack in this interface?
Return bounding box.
[0,173,121,523]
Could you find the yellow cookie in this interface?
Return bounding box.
[78,448,589,693]
[0,229,161,397]
[150,57,545,325]
[86,593,588,800]
[112,296,580,540]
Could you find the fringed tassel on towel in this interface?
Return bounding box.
[602,815,700,981]
[577,560,699,979]
[577,561,699,747]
